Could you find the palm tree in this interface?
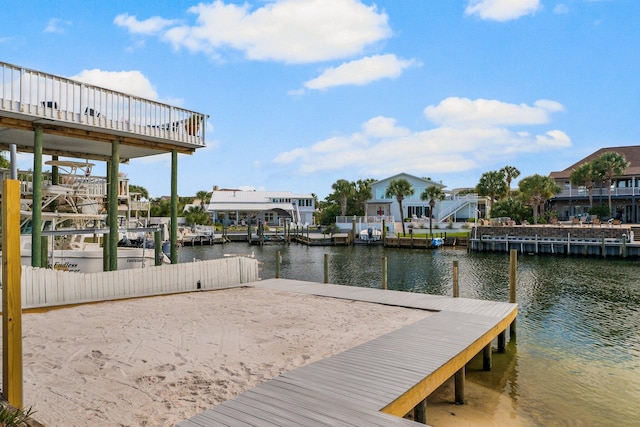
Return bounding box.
[420,185,445,236]
[518,174,561,224]
[354,178,375,215]
[501,165,520,199]
[385,178,414,235]
[331,179,354,217]
[592,152,629,217]
[195,190,210,211]
[570,162,597,209]
[476,170,507,216]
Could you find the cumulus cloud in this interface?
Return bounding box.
[303,54,418,90]
[465,0,541,21]
[117,0,391,63]
[424,97,565,128]
[113,13,178,35]
[44,18,71,34]
[273,98,570,178]
[70,69,159,100]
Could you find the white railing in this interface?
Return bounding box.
[0,257,259,310]
[555,187,640,198]
[335,215,394,224]
[437,194,479,222]
[0,61,206,147]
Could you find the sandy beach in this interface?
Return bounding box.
[10,287,433,426]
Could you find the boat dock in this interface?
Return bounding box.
[176,278,517,426]
[470,224,640,258]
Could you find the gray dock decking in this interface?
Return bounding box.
[176,279,517,426]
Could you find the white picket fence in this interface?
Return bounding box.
[2,257,259,310]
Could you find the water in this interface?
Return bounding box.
[179,243,640,426]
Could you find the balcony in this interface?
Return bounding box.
[0,61,207,162]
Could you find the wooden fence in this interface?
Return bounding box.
[1,257,259,310]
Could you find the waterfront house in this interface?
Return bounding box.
[207,189,315,226]
[363,173,482,223]
[548,145,640,222]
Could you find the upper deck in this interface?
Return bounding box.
[0,61,207,162]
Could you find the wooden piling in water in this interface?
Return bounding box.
[509,249,517,337]
[324,254,329,284]
[453,260,459,297]
[275,251,281,278]
[382,256,388,290]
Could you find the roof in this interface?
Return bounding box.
[549,145,640,179]
[208,190,312,203]
[371,172,446,189]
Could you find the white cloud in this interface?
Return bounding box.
[113,13,178,35]
[118,0,391,63]
[70,69,159,100]
[423,97,565,128]
[273,98,570,178]
[554,4,569,14]
[303,54,418,90]
[44,18,71,34]
[465,0,541,22]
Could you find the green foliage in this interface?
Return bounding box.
[0,404,35,427]
[150,197,190,217]
[184,206,210,225]
[316,203,341,225]
[589,205,610,218]
[420,185,445,235]
[128,184,149,199]
[518,174,561,224]
[0,152,11,169]
[476,170,507,202]
[501,165,521,198]
[491,198,530,224]
[385,178,414,235]
[592,151,629,214]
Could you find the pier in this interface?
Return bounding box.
[470,224,640,258]
[177,278,517,426]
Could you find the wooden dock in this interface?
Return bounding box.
[176,279,517,426]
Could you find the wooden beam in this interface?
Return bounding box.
[380,308,517,416]
[2,179,23,408]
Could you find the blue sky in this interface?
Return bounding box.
[2,0,639,199]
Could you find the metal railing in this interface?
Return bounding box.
[0,61,207,147]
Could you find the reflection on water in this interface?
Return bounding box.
[180,244,640,426]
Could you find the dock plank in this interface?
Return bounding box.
[176,278,517,426]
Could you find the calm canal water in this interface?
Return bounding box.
[179,243,640,426]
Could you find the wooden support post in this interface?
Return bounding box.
[498,331,506,353]
[324,254,329,284]
[509,249,517,337]
[453,260,459,297]
[483,343,492,371]
[154,230,162,266]
[413,398,427,424]
[170,149,179,264]
[454,366,465,405]
[103,233,110,271]
[40,236,48,268]
[108,140,120,271]
[3,179,23,408]
[276,251,281,279]
[382,256,388,290]
[31,126,43,268]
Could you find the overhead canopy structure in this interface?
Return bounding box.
[0,60,209,269]
[0,61,207,162]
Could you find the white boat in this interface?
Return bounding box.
[359,227,382,241]
[2,160,169,273]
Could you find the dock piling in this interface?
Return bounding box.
[454,367,465,405]
[509,249,517,337]
[324,254,329,284]
[275,251,281,279]
[413,399,427,424]
[382,256,388,290]
[453,260,459,297]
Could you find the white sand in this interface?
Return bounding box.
[10,287,432,426]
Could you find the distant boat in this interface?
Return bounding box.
[359,227,382,242]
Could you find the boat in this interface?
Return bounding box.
[2,160,169,273]
[359,227,382,242]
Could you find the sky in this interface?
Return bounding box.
[2,0,639,199]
